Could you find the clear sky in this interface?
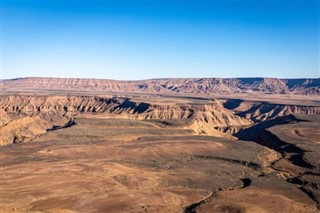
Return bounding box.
[1,0,319,80]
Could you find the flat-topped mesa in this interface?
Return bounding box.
[2,77,319,95]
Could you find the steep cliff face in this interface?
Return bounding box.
[241,104,320,122]
[223,99,320,122]
[187,104,252,138]
[0,113,70,145]
[0,95,119,115]
[1,95,319,146]
[284,79,320,95]
[0,95,251,145]
[2,77,319,95]
[0,95,250,123]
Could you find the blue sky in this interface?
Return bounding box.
[1,0,319,80]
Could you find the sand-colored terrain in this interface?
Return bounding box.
[2,77,319,96]
[0,77,320,212]
[1,116,318,212]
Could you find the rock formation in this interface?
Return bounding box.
[2,77,319,95]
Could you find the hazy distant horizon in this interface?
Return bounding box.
[1,0,319,80]
[2,76,320,82]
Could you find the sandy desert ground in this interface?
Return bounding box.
[0,77,320,212]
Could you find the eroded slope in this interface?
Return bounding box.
[1,94,320,212]
[2,77,319,95]
[0,95,254,145]
[1,116,316,213]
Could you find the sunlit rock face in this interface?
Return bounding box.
[0,77,319,212]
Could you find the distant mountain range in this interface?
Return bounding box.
[2,77,319,95]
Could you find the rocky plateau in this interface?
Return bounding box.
[0,77,320,212]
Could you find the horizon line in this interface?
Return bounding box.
[2,76,320,81]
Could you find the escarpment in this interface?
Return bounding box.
[0,95,120,145]
[0,95,119,115]
[2,77,319,95]
[223,99,320,122]
[0,113,70,145]
[1,95,320,146]
[1,78,320,213]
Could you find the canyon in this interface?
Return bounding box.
[0,77,320,212]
